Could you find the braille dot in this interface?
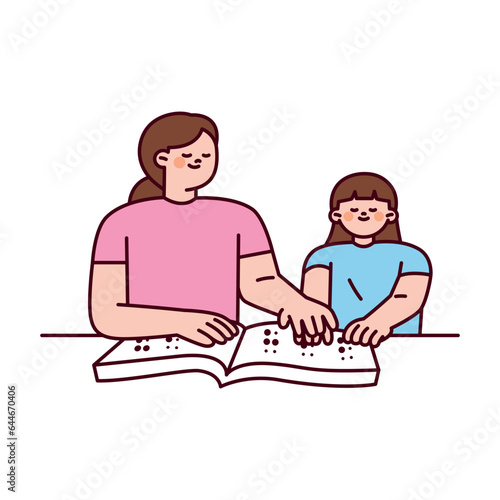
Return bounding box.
[145,339,149,342]
[273,350,276,353]
[264,349,268,353]
[339,346,345,353]
[136,339,142,343]
[274,331,278,335]
[166,337,172,342]
[134,346,141,351]
[272,339,279,346]
[175,346,178,349]
[264,329,271,336]
[175,338,179,341]
[348,347,352,350]
[350,356,353,359]
[302,352,305,356]
[143,345,150,352]
[337,337,343,344]
[166,346,170,349]
[341,357,345,360]
[263,338,270,345]
[310,353,314,357]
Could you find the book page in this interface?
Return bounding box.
[231,322,376,372]
[99,331,242,370]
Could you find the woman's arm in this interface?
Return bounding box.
[239,253,337,344]
[89,263,238,345]
[344,274,430,347]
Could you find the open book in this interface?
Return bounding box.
[93,321,380,388]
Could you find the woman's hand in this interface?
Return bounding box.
[176,312,239,347]
[278,296,337,346]
[343,317,392,347]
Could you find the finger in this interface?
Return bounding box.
[320,315,335,344]
[311,315,322,336]
[277,309,290,329]
[372,331,389,348]
[290,318,302,338]
[300,320,317,346]
[212,316,237,338]
[313,335,321,346]
[352,325,369,344]
[322,310,338,332]
[344,323,359,343]
[198,324,227,345]
[300,317,316,337]
[184,331,214,347]
[361,328,377,346]
[323,326,334,345]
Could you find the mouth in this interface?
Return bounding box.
[187,163,201,169]
[358,216,370,222]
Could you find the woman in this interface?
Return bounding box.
[302,172,432,347]
[89,112,336,346]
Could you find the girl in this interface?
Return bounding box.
[301,172,431,347]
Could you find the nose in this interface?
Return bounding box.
[194,158,202,164]
[361,211,367,216]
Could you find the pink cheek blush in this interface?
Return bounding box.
[343,212,354,222]
[174,157,186,168]
[374,212,384,221]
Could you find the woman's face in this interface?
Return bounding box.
[330,198,397,238]
[155,132,217,191]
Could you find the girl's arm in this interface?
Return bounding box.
[344,274,430,347]
[89,263,238,345]
[301,266,331,305]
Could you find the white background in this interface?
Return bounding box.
[2,0,500,499]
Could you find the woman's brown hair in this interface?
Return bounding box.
[129,112,219,202]
[326,172,401,244]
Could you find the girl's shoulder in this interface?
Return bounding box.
[304,243,354,268]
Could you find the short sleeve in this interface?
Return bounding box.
[92,210,127,262]
[236,205,271,257]
[304,247,332,270]
[400,245,431,275]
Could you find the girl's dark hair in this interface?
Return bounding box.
[129,112,219,202]
[326,172,401,244]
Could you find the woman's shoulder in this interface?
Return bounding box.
[98,198,164,225]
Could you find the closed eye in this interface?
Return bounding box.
[369,208,377,212]
[201,153,211,158]
[181,153,192,158]
[350,208,359,213]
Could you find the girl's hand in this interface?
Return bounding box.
[343,317,392,347]
[176,312,239,347]
[278,296,337,346]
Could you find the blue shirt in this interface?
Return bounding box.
[304,242,431,333]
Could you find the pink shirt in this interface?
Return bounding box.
[92,197,271,321]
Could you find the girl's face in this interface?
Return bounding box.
[330,198,397,238]
[155,132,217,191]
